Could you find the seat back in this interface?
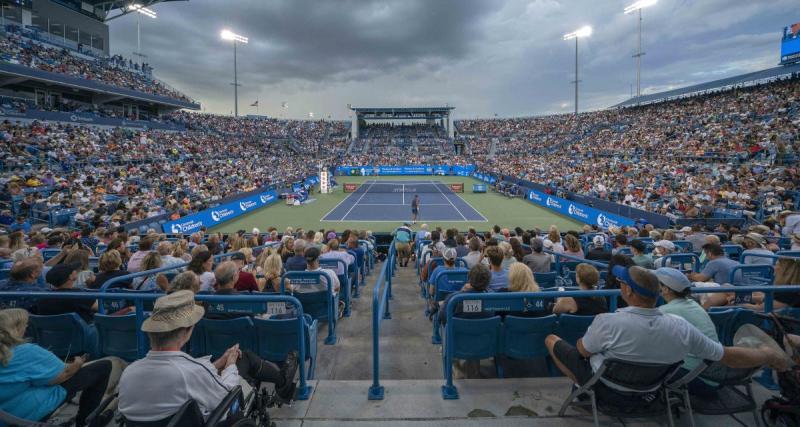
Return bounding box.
[502,315,557,359]
[448,316,502,360]
[729,264,773,286]
[661,253,700,273]
[708,308,738,346]
[28,313,89,359]
[672,240,693,253]
[556,314,595,346]
[534,271,557,287]
[721,244,743,261]
[559,261,582,276]
[281,272,334,322]
[94,313,147,361]
[253,315,310,362]
[101,289,160,314]
[601,359,683,392]
[196,317,256,359]
[433,269,468,302]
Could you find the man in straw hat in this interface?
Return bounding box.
[118,291,298,422]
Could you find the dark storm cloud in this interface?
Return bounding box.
[108,0,798,117]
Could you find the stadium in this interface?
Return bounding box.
[0,0,799,426]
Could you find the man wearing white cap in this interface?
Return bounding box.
[119,291,298,422]
[652,240,676,269]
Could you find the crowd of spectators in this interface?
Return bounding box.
[0,31,192,102]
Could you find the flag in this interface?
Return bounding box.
[250,100,259,107]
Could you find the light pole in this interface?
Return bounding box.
[221,29,248,117]
[127,4,157,65]
[625,0,657,99]
[563,25,592,117]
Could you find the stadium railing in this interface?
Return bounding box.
[368,240,396,400]
[439,285,800,400]
[0,291,314,400]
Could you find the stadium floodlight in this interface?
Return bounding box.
[127,4,157,65]
[624,0,657,100]
[220,29,249,117]
[563,26,592,118]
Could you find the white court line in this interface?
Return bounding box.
[357,203,451,206]
[402,184,405,205]
[320,190,359,221]
[435,182,468,221]
[340,181,376,222]
[453,191,489,222]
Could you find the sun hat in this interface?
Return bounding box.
[743,233,766,247]
[654,267,692,293]
[141,290,205,333]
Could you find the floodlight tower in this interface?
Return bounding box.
[127,4,157,64]
[221,29,249,117]
[563,25,592,117]
[625,0,657,99]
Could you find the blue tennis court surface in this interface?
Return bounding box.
[322,180,487,222]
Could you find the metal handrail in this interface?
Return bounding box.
[368,240,396,400]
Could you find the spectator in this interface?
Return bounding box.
[545,266,791,394]
[0,258,47,309]
[454,234,470,258]
[522,238,551,273]
[118,291,298,422]
[689,243,741,284]
[563,234,585,259]
[428,248,460,297]
[740,233,774,266]
[63,249,95,289]
[498,241,517,269]
[293,247,340,295]
[157,241,185,270]
[230,252,260,292]
[131,252,169,291]
[127,237,154,273]
[8,215,31,233]
[630,239,654,269]
[779,211,800,237]
[652,240,676,268]
[507,263,539,293]
[319,239,354,276]
[585,235,611,262]
[259,251,283,293]
[167,271,200,294]
[654,267,721,396]
[544,227,564,253]
[611,234,629,255]
[485,245,508,291]
[438,264,492,326]
[36,262,98,323]
[552,263,608,315]
[462,237,484,269]
[187,251,215,292]
[392,223,413,267]
[0,308,112,426]
[91,249,131,289]
[285,239,307,272]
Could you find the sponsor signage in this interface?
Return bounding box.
[526,188,635,228]
[335,164,476,176]
[472,172,497,184]
[162,189,278,234]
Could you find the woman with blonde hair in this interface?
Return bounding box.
[313,231,324,248]
[498,241,517,269]
[91,249,131,290]
[0,308,112,425]
[563,234,585,259]
[173,239,192,262]
[508,263,539,293]
[280,237,295,263]
[545,226,564,253]
[663,229,677,241]
[9,231,26,252]
[261,252,284,292]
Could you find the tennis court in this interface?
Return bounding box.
[322,180,487,222]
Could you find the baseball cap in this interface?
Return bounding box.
[252,227,260,235]
[653,240,675,251]
[592,235,605,246]
[45,262,81,287]
[654,267,692,293]
[442,247,457,261]
[612,265,658,298]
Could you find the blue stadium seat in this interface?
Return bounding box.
[707,308,739,346]
[501,315,558,376]
[28,313,98,359]
[0,269,10,281]
[194,317,256,359]
[721,244,743,261]
[534,272,558,287]
[41,248,62,261]
[281,272,339,345]
[253,314,318,380]
[443,316,502,377]
[94,313,148,361]
[672,240,693,253]
[556,314,595,347]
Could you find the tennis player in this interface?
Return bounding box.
[411,195,420,224]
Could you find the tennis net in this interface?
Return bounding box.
[344,182,464,194]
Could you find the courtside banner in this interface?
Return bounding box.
[344,183,359,193]
[162,190,279,234]
[335,165,476,176]
[472,172,497,184]
[526,188,635,228]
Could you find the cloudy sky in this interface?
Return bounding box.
[108,0,796,119]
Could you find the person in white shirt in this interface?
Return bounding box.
[118,291,298,422]
[319,239,354,276]
[157,241,186,271]
[296,247,340,295]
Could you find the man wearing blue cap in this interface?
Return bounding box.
[544,265,791,390]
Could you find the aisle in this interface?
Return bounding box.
[312,261,442,380]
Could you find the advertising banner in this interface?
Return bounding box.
[162,190,278,234]
[335,164,476,176]
[472,172,497,184]
[526,188,635,228]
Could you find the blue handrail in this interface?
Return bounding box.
[0,291,313,400]
[368,240,396,400]
[440,285,800,399]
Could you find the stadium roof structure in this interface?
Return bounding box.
[53,0,187,22]
[350,106,454,120]
[613,62,800,108]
